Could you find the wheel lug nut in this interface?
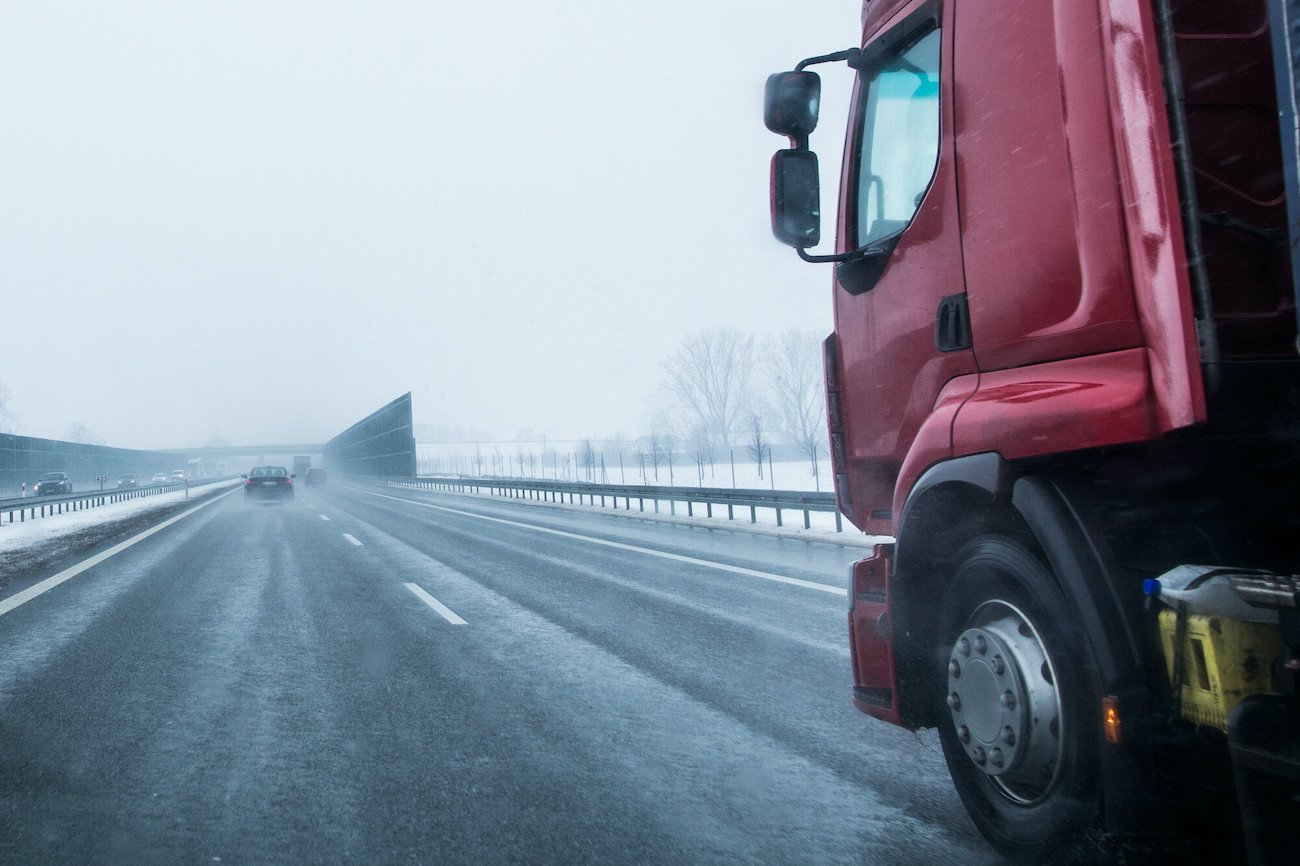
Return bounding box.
[949,659,961,678]
[947,692,962,712]
[989,748,1004,768]
[1001,690,1017,710]
[974,635,988,655]
[1002,726,1016,745]
[957,638,971,657]
[958,725,970,744]
[991,655,1005,675]
[972,746,986,765]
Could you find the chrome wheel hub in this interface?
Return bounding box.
[946,600,1063,803]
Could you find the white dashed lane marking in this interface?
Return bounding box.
[404,583,467,625]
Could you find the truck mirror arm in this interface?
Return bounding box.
[797,230,899,266]
[795,47,861,73]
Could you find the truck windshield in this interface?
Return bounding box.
[854,26,941,248]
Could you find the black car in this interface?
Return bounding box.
[303,467,326,487]
[243,466,295,501]
[35,472,72,495]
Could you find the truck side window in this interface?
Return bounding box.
[853,26,941,248]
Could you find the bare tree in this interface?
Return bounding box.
[642,432,663,481]
[661,329,755,449]
[579,439,596,481]
[746,413,770,480]
[765,330,827,487]
[690,426,713,486]
[65,421,104,446]
[655,432,675,482]
[556,452,572,480]
[0,381,17,433]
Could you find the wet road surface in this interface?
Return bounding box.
[0,481,994,863]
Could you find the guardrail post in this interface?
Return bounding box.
[687,501,693,517]
[727,503,734,520]
[835,512,843,532]
[803,509,811,529]
[706,502,712,518]
[750,506,756,524]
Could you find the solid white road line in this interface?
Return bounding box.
[404,582,468,625]
[342,533,363,546]
[320,515,331,522]
[0,486,241,618]
[349,487,844,596]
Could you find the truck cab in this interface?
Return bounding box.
[767,0,1300,860]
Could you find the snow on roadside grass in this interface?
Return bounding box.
[0,480,241,554]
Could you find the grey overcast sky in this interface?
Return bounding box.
[1,0,861,448]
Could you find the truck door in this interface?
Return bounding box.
[833,0,976,533]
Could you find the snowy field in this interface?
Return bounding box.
[416,441,829,493]
[412,441,849,536]
[0,479,241,554]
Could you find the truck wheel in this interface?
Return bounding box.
[937,535,1102,862]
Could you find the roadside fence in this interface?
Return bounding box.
[361,474,843,532]
[0,476,237,528]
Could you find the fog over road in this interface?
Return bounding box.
[0,482,993,863]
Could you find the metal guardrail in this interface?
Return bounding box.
[0,476,239,527]
[365,474,844,531]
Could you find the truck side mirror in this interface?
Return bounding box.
[765,71,821,143]
[770,149,821,248]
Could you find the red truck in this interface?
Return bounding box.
[767,0,1299,861]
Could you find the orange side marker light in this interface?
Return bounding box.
[1103,696,1123,745]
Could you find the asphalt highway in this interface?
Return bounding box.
[0,481,994,863]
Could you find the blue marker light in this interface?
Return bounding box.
[1142,578,1162,597]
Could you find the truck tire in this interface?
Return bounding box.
[936,535,1103,862]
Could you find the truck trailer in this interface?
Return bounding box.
[766,0,1300,861]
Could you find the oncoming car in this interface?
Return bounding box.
[150,473,169,485]
[243,466,294,501]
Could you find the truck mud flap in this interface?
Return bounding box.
[848,544,905,726]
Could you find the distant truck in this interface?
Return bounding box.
[292,456,311,478]
[765,0,1299,861]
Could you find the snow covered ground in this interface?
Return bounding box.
[0,479,241,554]
[417,442,829,493]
